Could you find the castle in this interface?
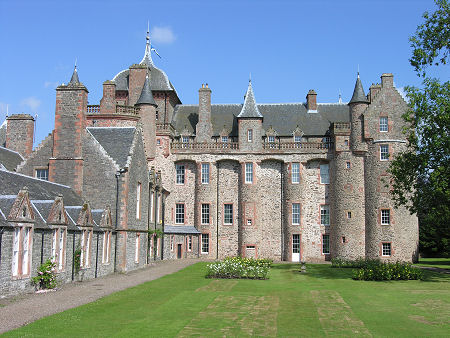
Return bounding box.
[0,30,418,296]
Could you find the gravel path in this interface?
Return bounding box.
[0,259,201,334]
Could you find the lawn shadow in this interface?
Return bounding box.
[420,270,450,283]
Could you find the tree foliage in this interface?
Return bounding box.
[409,0,450,76]
[390,0,450,257]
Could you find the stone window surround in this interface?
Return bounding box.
[244,162,254,184]
[201,232,210,254]
[380,242,393,257]
[243,244,258,258]
[320,204,330,226]
[135,233,140,263]
[11,224,33,280]
[34,167,49,181]
[322,234,330,255]
[201,163,210,185]
[243,202,256,227]
[291,202,301,226]
[102,230,112,264]
[51,226,67,272]
[319,163,330,185]
[200,203,211,225]
[80,228,93,269]
[290,162,301,184]
[378,207,394,225]
[175,203,185,225]
[175,163,186,185]
[223,203,233,225]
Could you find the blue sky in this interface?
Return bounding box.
[0,0,447,145]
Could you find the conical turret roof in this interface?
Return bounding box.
[349,73,369,104]
[237,80,263,118]
[68,66,80,85]
[136,74,157,106]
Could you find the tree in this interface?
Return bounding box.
[389,0,450,257]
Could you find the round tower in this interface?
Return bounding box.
[330,73,368,260]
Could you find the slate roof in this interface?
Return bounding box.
[164,225,201,234]
[0,121,6,147]
[113,66,176,93]
[0,146,24,171]
[172,103,349,137]
[349,74,369,104]
[87,127,136,168]
[0,169,83,206]
[136,75,157,106]
[69,66,80,85]
[237,81,263,118]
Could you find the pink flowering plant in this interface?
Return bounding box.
[31,258,58,289]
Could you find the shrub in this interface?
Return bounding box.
[352,261,423,281]
[331,257,381,268]
[206,256,272,280]
[74,248,81,274]
[31,258,58,290]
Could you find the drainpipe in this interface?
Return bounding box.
[161,192,165,260]
[41,231,44,264]
[0,227,4,267]
[216,161,219,259]
[71,232,75,281]
[281,162,284,261]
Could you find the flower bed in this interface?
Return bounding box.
[206,257,272,279]
[352,261,423,281]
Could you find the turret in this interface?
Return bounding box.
[237,80,263,152]
[49,66,88,195]
[135,72,157,160]
[349,73,369,152]
[195,84,213,142]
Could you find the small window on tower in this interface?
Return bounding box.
[155,111,159,120]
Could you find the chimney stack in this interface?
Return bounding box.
[196,83,213,143]
[5,114,35,158]
[306,89,317,112]
[381,73,394,88]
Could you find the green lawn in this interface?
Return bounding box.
[4,263,450,337]
[416,257,450,269]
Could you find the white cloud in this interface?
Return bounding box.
[150,26,176,44]
[20,97,41,111]
[44,81,59,89]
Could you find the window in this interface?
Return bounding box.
[80,229,92,268]
[346,161,351,169]
[382,242,391,256]
[245,163,253,184]
[182,136,189,144]
[321,205,330,226]
[344,139,349,146]
[322,234,330,254]
[176,164,185,184]
[201,234,209,254]
[380,144,389,161]
[268,135,275,148]
[247,219,252,226]
[347,211,352,219]
[320,164,330,184]
[156,194,160,223]
[292,203,301,225]
[150,191,154,222]
[175,203,185,224]
[157,139,161,146]
[35,169,49,181]
[12,226,32,277]
[342,236,346,243]
[155,111,159,120]
[136,182,141,219]
[381,209,390,225]
[380,117,388,132]
[102,231,111,264]
[221,136,228,143]
[201,163,210,184]
[201,204,210,224]
[170,235,174,251]
[247,129,253,142]
[291,163,300,183]
[323,136,331,148]
[187,236,192,251]
[224,204,233,225]
[294,135,302,143]
[135,234,140,263]
[52,228,66,271]
[292,234,300,254]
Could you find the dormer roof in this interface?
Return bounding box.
[237,80,263,119]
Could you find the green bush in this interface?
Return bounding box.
[31,258,58,290]
[206,256,272,280]
[352,261,423,281]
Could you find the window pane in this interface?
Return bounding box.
[320,164,330,184]
[380,117,388,132]
[321,205,330,225]
[292,163,300,183]
[382,243,391,256]
[176,164,185,184]
[201,204,210,224]
[380,145,389,160]
[12,228,20,276]
[36,169,49,181]
[224,204,233,224]
[176,204,185,224]
[201,234,209,253]
[323,235,330,254]
[201,163,210,184]
[381,209,390,225]
[245,163,253,183]
[293,234,300,253]
[292,203,300,225]
[22,227,30,275]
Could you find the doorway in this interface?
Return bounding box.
[177,244,182,259]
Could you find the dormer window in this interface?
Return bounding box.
[22,207,27,218]
[221,136,228,143]
[294,135,302,143]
